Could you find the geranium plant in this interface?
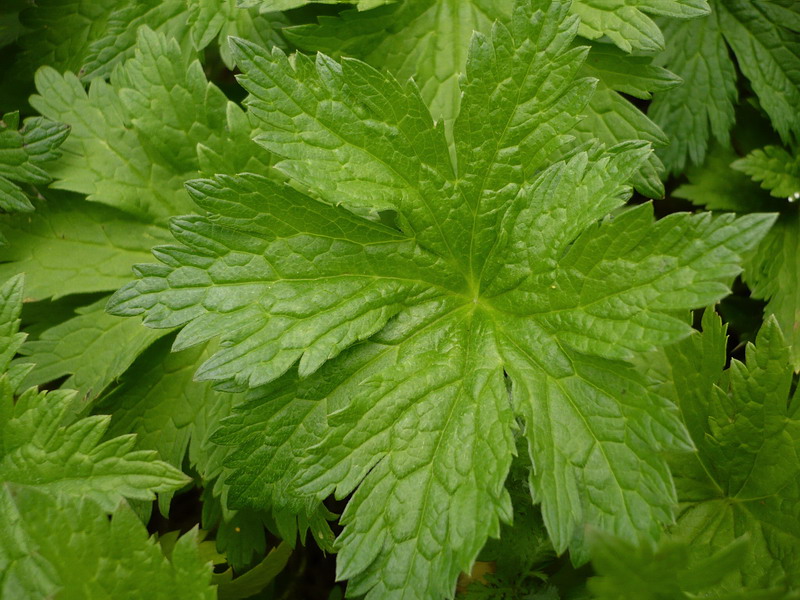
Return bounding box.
[0,0,798,598]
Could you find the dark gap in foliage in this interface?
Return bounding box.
[203,46,247,105]
[36,373,69,393]
[148,486,204,537]
[0,44,33,115]
[324,493,348,539]
[546,556,595,595]
[273,536,340,600]
[618,91,649,114]
[717,278,766,366]
[283,4,348,25]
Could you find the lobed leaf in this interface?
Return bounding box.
[648,8,737,175]
[109,1,775,596]
[570,0,709,54]
[659,310,800,591]
[30,27,270,224]
[0,386,189,511]
[732,145,800,199]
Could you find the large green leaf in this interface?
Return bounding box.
[110,2,774,597]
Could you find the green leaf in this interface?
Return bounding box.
[0,275,188,512]
[285,0,509,131]
[79,0,192,80]
[19,297,169,398]
[110,2,774,596]
[648,8,737,175]
[13,0,121,77]
[13,0,289,81]
[187,0,289,69]
[741,211,800,371]
[717,0,800,145]
[570,0,709,54]
[109,173,453,387]
[660,310,800,591]
[98,337,241,513]
[732,145,800,199]
[100,338,236,476]
[674,142,800,371]
[211,377,330,523]
[587,534,764,599]
[285,0,676,197]
[214,541,292,600]
[653,0,800,171]
[577,44,681,197]
[240,0,395,10]
[673,142,770,213]
[0,274,26,376]
[30,26,270,224]
[0,192,172,301]
[0,485,214,599]
[0,111,69,214]
[0,385,189,511]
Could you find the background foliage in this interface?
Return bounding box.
[0,0,799,598]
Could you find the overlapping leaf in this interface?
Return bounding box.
[674,140,800,371]
[0,485,214,600]
[0,275,188,510]
[0,111,68,215]
[4,28,273,397]
[0,193,171,300]
[0,385,189,510]
[187,0,288,69]
[741,212,800,371]
[30,26,270,223]
[650,0,800,173]
[657,310,800,592]
[0,274,30,389]
[285,0,681,197]
[110,2,774,597]
[12,0,289,81]
[570,0,708,54]
[587,535,758,599]
[648,9,737,175]
[733,145,800,199]
[17,299,169,396]
[243,0,395,10]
